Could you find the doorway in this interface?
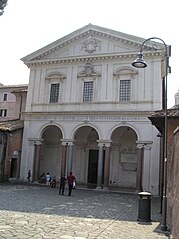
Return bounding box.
[87,150,98,186]
[10,158,17,178]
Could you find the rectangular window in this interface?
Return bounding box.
[120,80,131,101]
[83,81,93,102]
[0,109,7,117]
[3,93,7,101]
[49,84,59,103]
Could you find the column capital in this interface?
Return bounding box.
[28,138,44,146]
[61,139,75,146]
[97,140,112,147]
[143,144,152,150]
[136,141,153,149]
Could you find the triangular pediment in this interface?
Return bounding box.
[21,24,165,64]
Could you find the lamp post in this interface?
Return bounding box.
[132,37,170,231]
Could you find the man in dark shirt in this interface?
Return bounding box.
[67,172,76,196]
[59,176,66,195]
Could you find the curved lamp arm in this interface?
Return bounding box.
[132,37,169,69]
[139,37,168,56]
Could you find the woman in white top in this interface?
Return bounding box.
[46,172,51,187]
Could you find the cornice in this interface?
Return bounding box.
[25,51,163,68]
[21,110,154,118]
[30,100,154,106]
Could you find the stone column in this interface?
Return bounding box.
[61,142,68,177]
[142,144,152,192]
[33,142,42,181]
[67,141,74,176]
[96,143,104,189]
[103,142,111,190]
[136,141,152,192]
[28,138,43,182]
[136,143,144,192]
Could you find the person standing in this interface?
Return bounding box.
[46,172,51,187]
[67,172,76,196]
[27,170,31,182]
[59,175,66,195]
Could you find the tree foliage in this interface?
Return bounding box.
[0,0,8,16]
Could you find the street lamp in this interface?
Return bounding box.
[132,37,170,231]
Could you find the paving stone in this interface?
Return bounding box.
[0,183,173,239]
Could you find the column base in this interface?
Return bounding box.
[95,186,103,190]
[103,187,109,191]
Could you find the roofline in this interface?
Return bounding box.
[0,84,28,89]
[21,23,164,63]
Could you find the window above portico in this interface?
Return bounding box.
[50,83,59,103]
[120,79,131,102]
[114,66,138,102]
[83,81,93,102]
[45,72,66,104]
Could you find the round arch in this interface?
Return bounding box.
[38,123,65,139]
[108,123,139,140]
[71,123,101,140]
[38,125,64,180]
[70,124,101,187]
[109,124,138,190]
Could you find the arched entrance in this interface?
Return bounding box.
[111,126,138,189]
[73,126,99,187]
[39,125,63,178]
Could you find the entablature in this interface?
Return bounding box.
[25,51,164,68]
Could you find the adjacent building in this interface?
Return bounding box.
[0,84,28,181]
[0,84,27,121]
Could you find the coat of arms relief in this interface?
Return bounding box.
[80,36,102,77]
[81,35,102,54]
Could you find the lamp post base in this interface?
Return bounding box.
[161,224,167,231]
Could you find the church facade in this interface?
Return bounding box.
[20,24,167,195]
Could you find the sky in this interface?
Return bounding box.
[0,0,178,108]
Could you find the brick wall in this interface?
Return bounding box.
[4,129,23,179]
[167,120,179,238]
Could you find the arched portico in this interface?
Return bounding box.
[30,122,154,193]
[64,124,141,191]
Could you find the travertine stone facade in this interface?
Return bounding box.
[20,24,170,195]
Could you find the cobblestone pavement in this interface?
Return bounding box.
[0,183,173,239]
